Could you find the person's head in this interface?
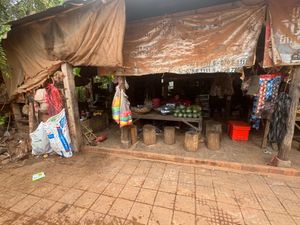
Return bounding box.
[174,94,180,101]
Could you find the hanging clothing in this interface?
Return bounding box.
[250,74,282,129]
[268,92,291,144]
[45,84,63,116]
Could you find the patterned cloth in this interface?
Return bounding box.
[251,75,282,129]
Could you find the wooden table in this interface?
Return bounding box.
[132,111,203,132]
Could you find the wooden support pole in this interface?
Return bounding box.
[277,66,300,162]
[28,98,36,133]
[118,76,132,149]
[121,126,131,148]
[11,103,23,131]
[62,63,83,152]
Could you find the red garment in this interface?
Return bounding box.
[45,84,63,116]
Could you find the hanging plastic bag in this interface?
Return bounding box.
[45,109,73,158]
[120,89,132,127]
[30,122,52,155]
[112,85,121,124]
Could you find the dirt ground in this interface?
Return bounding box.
[0,151,300,225]
[97,124,300,170]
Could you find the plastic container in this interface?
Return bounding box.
[152,98,161,108]
[227,121,251,141]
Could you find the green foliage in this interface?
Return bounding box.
[0,115,6,125]
[0,0,64,77]
[73,67,81,77]
[94,75,114,89]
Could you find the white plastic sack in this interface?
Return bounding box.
[45,109,73,158]
[30,122,52,155]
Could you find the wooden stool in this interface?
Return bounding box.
[164,126,175,145]
[143,124,156,145]
[130,125,138,144]
[205,120,222,137]
[207,131,221,150]
[184,131,199,152]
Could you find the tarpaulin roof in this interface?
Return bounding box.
[263,0,300,67]
[3,0,125,98]
[113,1,266,75]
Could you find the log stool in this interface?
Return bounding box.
[143,124,156,145]
[207,131,221,150]
[164,126,175,145]
[130,125,138,144]
[205,120,222,137]
[184,131,199,152]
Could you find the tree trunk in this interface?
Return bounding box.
[278,66,300,161]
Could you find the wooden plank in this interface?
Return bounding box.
[132,111,202,132]
[278,66,300,161]
[132,112,202,123]
[62,63,83,152]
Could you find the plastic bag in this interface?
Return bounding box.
[45,109,73,158]
[30,122,52,156]
[112,86,121,124]
[120,89,132,127]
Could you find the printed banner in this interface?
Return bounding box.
[265,0,300,66]
[121,1,265,75]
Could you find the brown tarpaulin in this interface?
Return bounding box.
[264,0,300,67]
[120,1,265,76]
[3,0,125,98]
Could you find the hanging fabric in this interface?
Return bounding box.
[268,92,291,144]
[45,83,63,116]
[250,74,282,129]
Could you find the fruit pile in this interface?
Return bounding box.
[173,105,201,118]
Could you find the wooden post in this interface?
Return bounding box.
[121,126,131,148]
[118,76,132,149]
[62,63,82,152]
[28,98,36,133]
[277,66,300,164]
[164,126,175,145]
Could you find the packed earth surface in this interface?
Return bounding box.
[0,151,300,225]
